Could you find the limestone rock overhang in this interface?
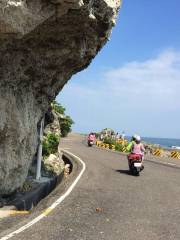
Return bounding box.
[0,0,121,195]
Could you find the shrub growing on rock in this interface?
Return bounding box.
[51,101,74,138]
[60,115,74,137]
[103,137,116,146]
[42,133,60,157]
[103,137,128,152]
[51,100,65,115]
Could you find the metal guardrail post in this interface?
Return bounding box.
[36,117,44,180]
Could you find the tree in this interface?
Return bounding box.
[51,100,66,115]
[51,101,74,137]
[61,115,74,137]
[42,133,60,157]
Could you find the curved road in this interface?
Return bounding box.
[1,133,180,240]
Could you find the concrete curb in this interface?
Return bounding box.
[0,151,85,240]
[61,149,79,170]
[7,172,64,211]
[0,206,16,219]
[0,148,82,219]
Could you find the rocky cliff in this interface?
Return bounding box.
[0,0,121,194]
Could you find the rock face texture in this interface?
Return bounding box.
[44,108,62,137]
[0,0,121,194]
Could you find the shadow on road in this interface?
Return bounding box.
[115,169,132,175]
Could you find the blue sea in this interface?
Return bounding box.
[126,136,180,149]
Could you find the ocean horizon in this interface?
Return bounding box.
[126,136,180,149]
[81,132,180,149]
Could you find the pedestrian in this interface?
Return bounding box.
[116,132,119,140]
[121,131,125,140]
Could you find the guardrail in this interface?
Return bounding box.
[153,149,163,157]
[96,141,180,160]
[171,151,180,159]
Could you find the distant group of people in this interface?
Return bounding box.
[99,131,126,141]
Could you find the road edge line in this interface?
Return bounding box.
[0,150,86,240]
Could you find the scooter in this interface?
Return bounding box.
[128,153,144,176]
[88,139,94,147]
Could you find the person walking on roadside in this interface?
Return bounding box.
[100,133,104,141]
[115,132,119,140]
[121,131,125,140]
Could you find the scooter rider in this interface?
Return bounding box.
[126,134,137,152]
[128,135,145,168]
[87,132,96,144]
[131,135,145,156]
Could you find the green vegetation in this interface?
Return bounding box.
[114,143,126,152]
[94,132,100,139]
[42,133,60,157]
[51,100,74,138]
[51,100,65,115]
[42,101,74,157]
[103,137,128,152]
[103,137,116,145]
[61,115,74,137]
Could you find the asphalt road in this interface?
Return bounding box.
[1,133,180,240]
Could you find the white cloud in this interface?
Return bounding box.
[58,49,180,137]
[103,49,180,111]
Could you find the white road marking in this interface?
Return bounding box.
[0,150,86,240]
[147,159,179,167]
[166,162,176,166]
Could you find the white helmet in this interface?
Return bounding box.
[133,134,138,139]
[135,135,141,141]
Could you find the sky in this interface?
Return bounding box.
[57,0,180,139]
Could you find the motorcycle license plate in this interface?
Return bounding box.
[134,163,142,167]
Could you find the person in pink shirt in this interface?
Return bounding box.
[88,132,96,141]
[128,135,145,169]
[131,135,145,157]
[87,133,96,147]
